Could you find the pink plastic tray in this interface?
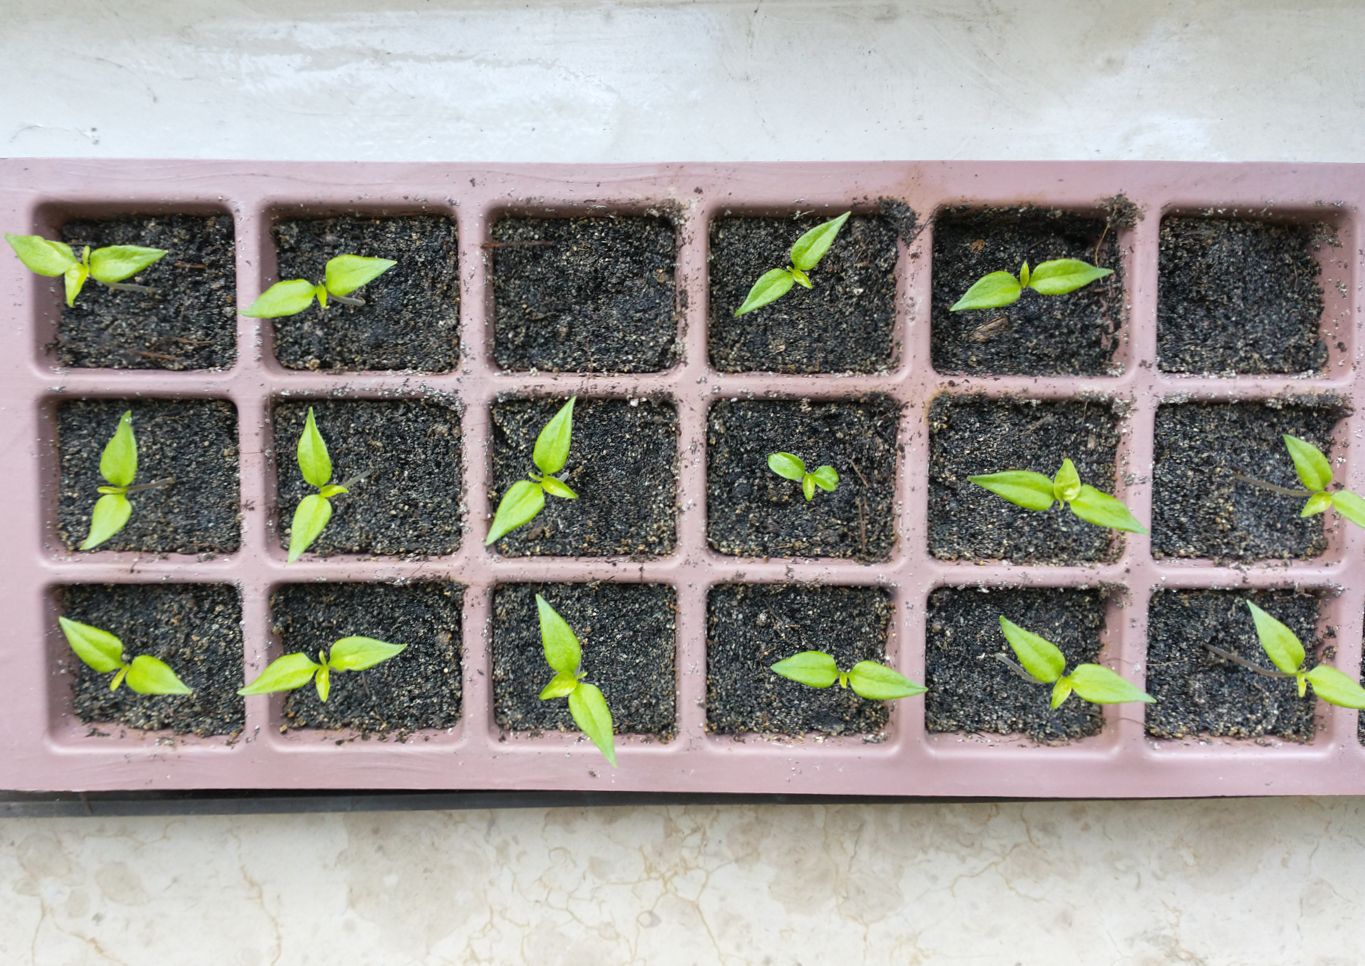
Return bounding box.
[1,160,1361,797]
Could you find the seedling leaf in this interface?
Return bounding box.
[846,661,926,700]
[1330,490,1365,529]
[486,479,546,545]
[287,493,333,563]
[969,470,1055,512]
[1302,492,1333,517]
[998,617,1066,684]
[1068,485,1147,534]
[789,212,850,272]
[1049,677,1074,709]
[1027,259,1113,296]
[328,636,406,671]
[64,262,89,307]
[297,407,332,488]
[771,650,839,688]
[58,616,124,673]
[238,652,321,695]
[125,655,192,695]
[1304,664,1365,709]
[535,594,581,675]
[802,475,816,501]
[325,254,397,296]
[767,452,806,482]
[315,664,332,702]
[539,671,580,700]
[5,233,77,276]
[244,279,318,318]
[1052,458,1082,503]
[1283,435,1332,492]
[1067,664,1153,705]
[110,666,128,692]
[81,493,133,550]
[1247,601,1306,675]
[533,397,576,475]
[88,245,166,284]
[735,268,796,316]
[811,465,839,492]
[950,271,1022,312]
[567,682,616,767]
[540,476,578,500]
[100,410,138,487]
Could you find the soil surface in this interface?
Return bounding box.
[1145,589,1321,741]
[272,582,462,737]
[272,399,462,558]
[492,582,677,738]
[270,214,460,372]
[930,203,1129,375]
[707,397,899,561]
[707,584,893,737]
[62,583,244,736]
[708,209,902,373]
[55,214,237,370]
[492,214,678,373]
[57,399,241,555]
[1158,216,1327,374]
[488,397,677,556]
[926,587,1107,742]
[1152,401,1342,560]
[928,395,1122,563]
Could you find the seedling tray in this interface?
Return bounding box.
[2,159,1362,799]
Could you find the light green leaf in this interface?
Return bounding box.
[846,661,926,701]
[327,636,406,671]
[1246,601,1306,675]
[238,652,320,696]
[125,655,192,695]
[243,278,318,318]
[314,283,329,309]
[287,493,333,563]
[324,254,397,297]
[1027,259,1113,296]
[100,410,137,487]
[810,465,839,493]
[539,671,580,701]
[6,234,77,276]
[1066,664,1153,705]
[770,650,840,689]
[110,666,129,692]
[81,493,133,550]
[88,245,166,284]
[533,397,576,475]
[58,616,125,673]
[950,271,1022,312]
[1330,490,1365,529]
[315,664,331,702]
[789,211,850,272]
[1068,485,1147,534]
[486,479,546,545]
[968,470,1055,512]
[64,262,89,307]
[318,483,348,499]
[536,594,581,675]
[568,682,616,767]
[1050,677,1074,709]
[1283,435,1333,492]
[1305,664,1365,709]
[540,476,578,500]
[802,475,816,501]
[767,452,806,482]
[1301,492,1333,517]
[790,268,812,289]
[296,407,332,488]
[998,616,1066,684]
[735,267,796,316]
[1052,458,1081,503]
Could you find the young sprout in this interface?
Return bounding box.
[5,233,166,307]
[1234,435,1365,530]
[1204,602,1365,709]
[486,398,577,545]
[950,258,1112,312]
[243,254,396,318]
[82,410,138,550]
[970,458,1146,534]
[767,452,839,502]
[771,651,925,700]
[735,212,851,317]
[535,594,616,766]
[997,617,1152,709]
[58,617,192,695]
[287,407,349,563]
[238,637,407,704]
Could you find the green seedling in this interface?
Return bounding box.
[5,233,166,307]
[767,452,839,502]
[970,457,1146,534]
[287,407,350,563]
[79,410,172,551]
[58,617,192,695]
[486,398,577,545]
[238,636,407,704]
[1204,602,1365,709]
[771,651,926,701]
[997,617,1153,709]
[734,212,851,316]
[950,258,1113,312]
[1233,435,1365,530]
[535,595,616,766]
[243,254,396,318]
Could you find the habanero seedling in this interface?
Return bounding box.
[6,233,166,307]
[486,397,578,546]
[970,457,1146,534]
[534,594,617,767]
[734,212,851,317]
[244,254,396,318]
[949,257,1113,312]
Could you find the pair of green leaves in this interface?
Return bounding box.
[82,410,139,550]
[535,595,616,766]
[771,651,925,701]
[238,637,407,704]
[998,617,1153,709]
[288,408,348,563]
[1244,603,1365,708]
[1281,435,1365,527]
[486,398,577,545]
[734,212,851,317]
[6,233,166,307]
[950,258,1113,312]
[244,254,396,318]
[767,452,839,502]
[58,617,192,695]
[970,458,1146,534]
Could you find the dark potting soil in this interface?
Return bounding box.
[491,582,677,738]
[61,583,244,736]
[1145,589,1321,741]
[272,582,462,737]
[928,395,1122,563]
[930,203,1130,375]
[706,584,893,737]
[707,397,900,561]
[272,399,462,558]
[1157,216,1328,375]
[488,397,677,557]
[55,214,237,370]
[707,209,902,373]
[56,399,241,555]
[925,587,1107,742]
[491,214,678,373]
[270,214,460,372]
[1152,401,1343,561]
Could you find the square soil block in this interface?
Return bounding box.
[1158,216,1327,374]
[930,204,1128,375]
[491,214,678,373]
[706,396,899,561]
[1152,401,1342,561]
[54,214,237,370]
[925,587,1107,742]
[1145,589,1321,741]
[928,395,1122,563]
[59,583,244,736]
[491,582,677,739]
[270,214,460,372]
[272,399,462,558]
[707,584,893,737]
[707,210,902,373]
[271,582,462,737]
[56,399,241,555]
[489,397,677,557]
